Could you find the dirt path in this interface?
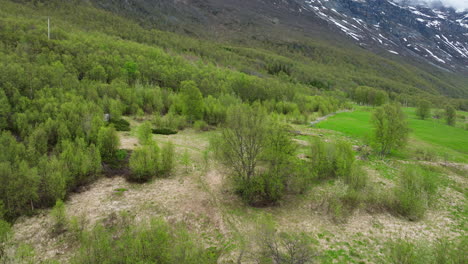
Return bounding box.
[310,110,351,126]
[397,159,468,171]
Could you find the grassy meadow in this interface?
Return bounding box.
[315,106,468,162]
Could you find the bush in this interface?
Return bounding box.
[153,113,187,131]
[309,138,355,180]
[203,95,227,126]
[137,121,153,145]
[413,148,437,161]
[152,128,178,135]
[37,156,68,207]
[128,143,160,182]
[383,237,467,264]
[256,215,318,264]
[109,118,130,131]
[160,142,175,177]
[97,126,120,163]
[212,106,299,205]
[416,100,431,120]
[343,162,368,190]
[180,81,204,123]
[50,199,67,235]
[445,105,456,126]
[71,218,220,264]
[181,149,191,173]
[392,166,438,221]
[432,237,468,264]
[384,239,425,264]
[60,139,101,190]
[193,120,210,131]
[0,219,10,259]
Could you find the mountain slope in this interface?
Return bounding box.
[88,0,468,99]
[299,0,468,72]
[7,0,468,102]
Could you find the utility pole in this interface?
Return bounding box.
[48,17,50,40]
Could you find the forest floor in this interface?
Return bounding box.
[9,117,467,263]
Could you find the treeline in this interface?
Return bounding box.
[351,86,466,111]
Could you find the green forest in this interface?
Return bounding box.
[0,0,467,263]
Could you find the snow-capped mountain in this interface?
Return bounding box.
[297,0,468,70]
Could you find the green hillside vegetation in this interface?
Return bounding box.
[2,1,468,105]
[0,0,467,263]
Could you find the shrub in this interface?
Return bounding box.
[60,139,101,189]
[445,105,456,126]
[413,148,437,161]
[432,237,468,264]
[256,215,318,264]
[128,143,160,182]
[0,160,40,219]
[71,218,220,264]
[193,120,209,131]
[153,113,187,131]
[392,166,438,221]
[50,199,67,235]
[109,118,130,131]
[97,126,120,163]
[309,138,332,180]
[343,162,368,190]
[180,81,204,123]
[37,156,68,207]
[334,140,355,178]
[160,142,175,177]
[212,105,301,205]
[0,202,11,259]
[137,121,153,145]
[203,95,227,126]
[416,100,431,120]
[181,149,191,173]
[152,128,178,135]
[309,138,355,180]
[383,237,468,264]
[384,239,426,264]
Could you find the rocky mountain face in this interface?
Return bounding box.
[91,0,468,72]
[297,0,468,71]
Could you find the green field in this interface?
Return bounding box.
[316,107,468,162]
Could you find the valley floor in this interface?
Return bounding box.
[9,119,467,263]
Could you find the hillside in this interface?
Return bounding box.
[88,0,468,98]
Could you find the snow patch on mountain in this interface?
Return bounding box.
[300,0,468,70]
